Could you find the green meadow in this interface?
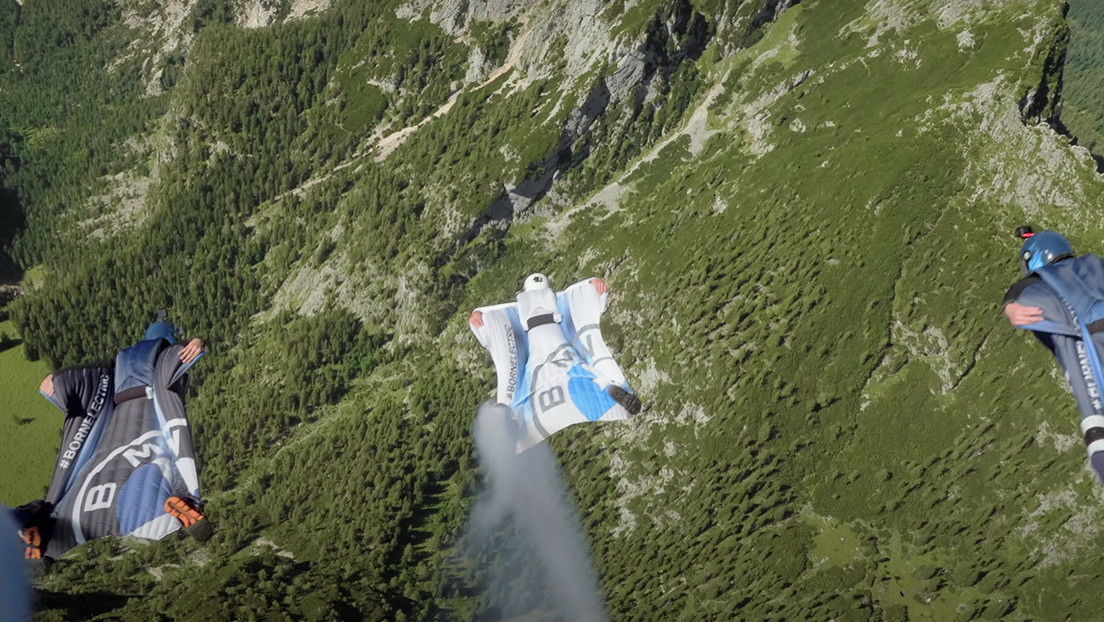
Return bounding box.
[0,316,60,506]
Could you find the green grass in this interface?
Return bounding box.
[0,317,60,506]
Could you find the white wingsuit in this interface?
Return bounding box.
[469,274,640,452]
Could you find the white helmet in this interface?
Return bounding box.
[523,273,551,291]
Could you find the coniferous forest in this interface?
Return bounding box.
[1062,0,1104,157]
[3,0,1104,620]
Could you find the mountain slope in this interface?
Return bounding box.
[4,0,1104,619]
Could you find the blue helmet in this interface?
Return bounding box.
[143,321,178,344]
[1019,230,1074,274]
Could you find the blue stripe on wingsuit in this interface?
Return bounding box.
[557,294,578,344]
[1016,319,1080,338]
[116,463,172,535]
[567,366,617,421]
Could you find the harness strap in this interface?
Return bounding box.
[527,314,557,330]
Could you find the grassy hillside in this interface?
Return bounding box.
[4,0,1104,619]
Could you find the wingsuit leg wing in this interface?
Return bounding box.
[557,278,629,387]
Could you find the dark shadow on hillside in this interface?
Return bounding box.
[0,335,22,354]
[1060,111,1104,173]
[0,186,25,283]
[34,590,133,618]
[1048,104,1104,172]
[0,253,20,283]
[1043,109,1104,174]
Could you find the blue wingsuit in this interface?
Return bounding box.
[1004,254,1104,484]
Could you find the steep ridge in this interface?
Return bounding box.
[5,0,1104,619]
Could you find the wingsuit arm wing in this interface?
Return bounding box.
[43,367,113,416]
[1006,279,1081,338]
[556,278,627,386]
[469,302,527,407]
[167,349,204,396]
[168,338,205,391]
[154,344,193,408]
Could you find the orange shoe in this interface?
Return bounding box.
[164,496,203,527]
[165,496,215,542]
[22,526,43,560]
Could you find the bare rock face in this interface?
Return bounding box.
[237,1,278,29]
[396,0,531,36]
[558,0,714,158]
[463,45,494,84]
[238,0,333,28]
[463,0,530,26]
[1019,17,1069,127]
[451,0,802,236]
[606,51,649,105]
[519,0,613,80]
[286,0,332,20]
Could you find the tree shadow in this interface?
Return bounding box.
[0,185,24,283]
[0,336,22,354]
[33,590,133,619]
